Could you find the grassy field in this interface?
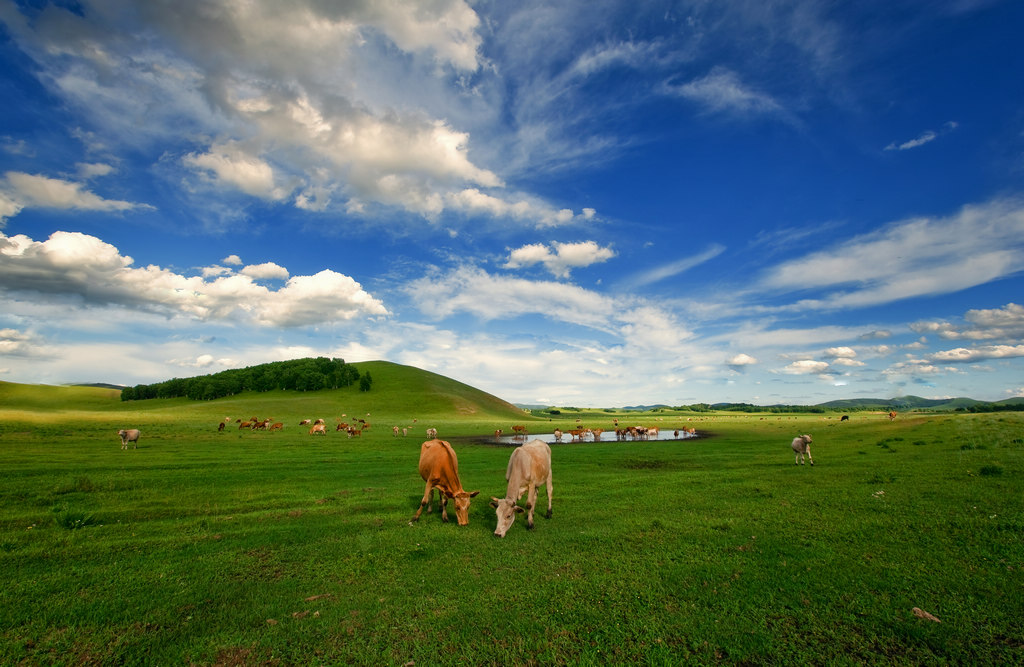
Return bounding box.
[0,367,1022,665]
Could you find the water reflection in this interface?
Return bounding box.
[496,429,700,445]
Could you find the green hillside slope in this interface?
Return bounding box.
[0,381,122,411]
[1,361,531,425]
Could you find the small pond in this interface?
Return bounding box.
[495,429,700,446]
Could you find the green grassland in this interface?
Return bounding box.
[0,362,1022,665]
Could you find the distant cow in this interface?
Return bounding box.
[217,422,225,432]
[840,415,849,422]
[426,427,438,439]
[491,439,553,537]
[412,439,479,525]
[118,429,140,449]
[888,411,897,421]
[309,424,327,436]
[791,434,814,466]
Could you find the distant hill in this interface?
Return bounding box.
[815,395,988,411]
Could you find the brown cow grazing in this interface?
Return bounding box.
[491,439,553,537]
[217,422,225,432]
[511,424,528,439]
[118,429,140,449]
[269,422,284,431]
[412,439,479,526]
[888,411,897,421]
[309,424,327,436]
[791,434,814,465]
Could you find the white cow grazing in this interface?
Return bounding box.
[426,427,438,439]
[118,429,140,449]
[791,434,814,465]
[490,439,553,537]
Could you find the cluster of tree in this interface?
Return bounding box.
[121,357,366,401]
[956,403,1024,413]
[678,403,827,414]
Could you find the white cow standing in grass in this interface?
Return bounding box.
[791,434,813,465]
[118,429,140,449]
[491,439,553,537]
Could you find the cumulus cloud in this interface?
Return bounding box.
[504,240,615,278]
[184,144,291,201]
[0,328,47,357]
[0,230,387,327]
[782,359,830,375]
[929,344,1024,363]
[0,0,595,228]
[727,353,758,368]
[222,255,243,266]
[240,262,290,281]
[824,346,856,358]
[912,303,1024,340]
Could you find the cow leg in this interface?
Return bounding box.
[439,493,449,522]
[806,448,813,466]
[544,472,553,519]
[412,483,433,522]
[525,483,538,529]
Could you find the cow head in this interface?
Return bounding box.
[802,434,813,445]
[490,497,524,537]
[451,489,480,526]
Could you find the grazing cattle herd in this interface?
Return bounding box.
[113,409,904,535]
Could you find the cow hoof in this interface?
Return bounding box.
[527,522,535,530]
[545,511,552,519]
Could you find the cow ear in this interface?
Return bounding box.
[514,506,525,514]
[489,499,499,508]
[468,490,480,498]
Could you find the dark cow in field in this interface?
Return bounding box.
[491,439,553,537]
[840,415,849,422]
[118,429,140,449]
[412,439,479,526]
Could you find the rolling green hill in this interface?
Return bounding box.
[0,361,531,424]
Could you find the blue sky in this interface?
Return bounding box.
[1,0,1022,407]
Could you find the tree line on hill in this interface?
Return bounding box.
[120,357,371,401]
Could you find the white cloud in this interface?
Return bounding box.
[824,346,856,358]
[885,121,958,151]
[929,345,1024,363]
[222,255,243,266]
[782,359,830,375]
[0,171,149,218]
[761,198,1024,310]
[618,244,725,291]
[727,353,758,367]
[912,303,1024,340]
[240,262,290,281]
[404,264,691,351]
[0,230,387,328]
[504,240,615,278]
[184,144,291,201]
[667,67,785,117]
